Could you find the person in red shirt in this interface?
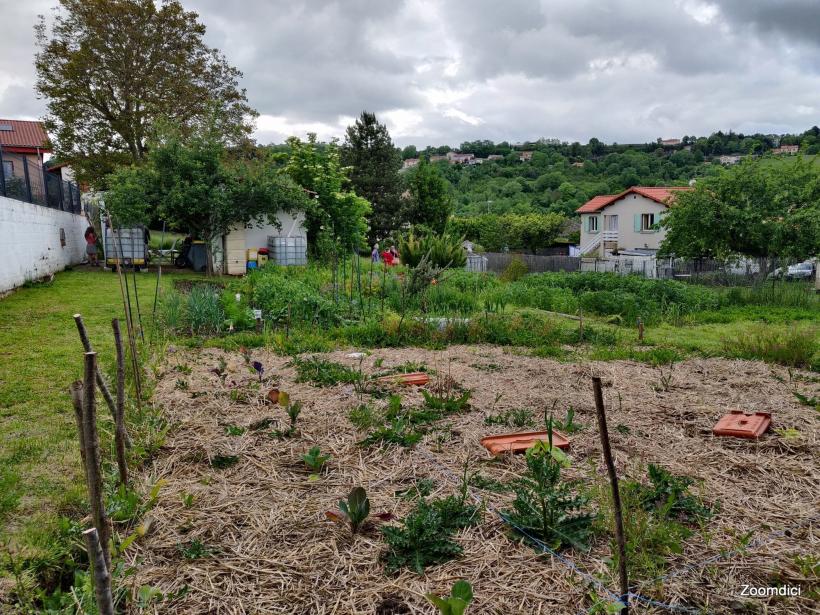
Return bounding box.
[381,249,394,266]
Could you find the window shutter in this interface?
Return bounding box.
[656,211,665,232]
[633,214,641,232]
[584,216,589,232]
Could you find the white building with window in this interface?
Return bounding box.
[576,186,692,257]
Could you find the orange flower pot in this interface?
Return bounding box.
[713,411,771,439]
[375,372,430,386]
[267,388,280,404]
[480,430,570,456]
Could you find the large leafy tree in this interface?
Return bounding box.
[404,157,452,234]
[284,134,370,254]
[341,112,403,242]
[661,157,820,261]
[34,0,255,186]
[106,131,308,274]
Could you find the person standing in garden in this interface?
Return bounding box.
[84,226,99,266]
[371,243,380,263]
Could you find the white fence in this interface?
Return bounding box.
[0,195,88,293]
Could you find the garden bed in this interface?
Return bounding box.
[128,345,819,613]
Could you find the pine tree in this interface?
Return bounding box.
[405,158,453,234]
[341,112,403,243]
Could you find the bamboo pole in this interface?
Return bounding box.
[592,376,629,613]
[72,314,117,422]
[81,352,112,574]
[82,527,115,615]
[130,256,145,342]
[112,319,129,484]
[152,221,166,322]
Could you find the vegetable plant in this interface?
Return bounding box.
[382,500,462,574]
[302,446,331,472]
[338,487,370,534]
[426,580,474,615]
[505,423,594,550]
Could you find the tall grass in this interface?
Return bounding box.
[723,324,818,369]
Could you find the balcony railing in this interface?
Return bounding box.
[0,145,82,214]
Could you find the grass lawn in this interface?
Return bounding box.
[0,267,197,564]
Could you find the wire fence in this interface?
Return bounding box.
[0,145,82,214]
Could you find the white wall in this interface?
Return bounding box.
[0,195,88,293]
[218,211,307,275]
[580,194,668,255]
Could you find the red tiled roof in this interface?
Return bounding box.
[0,119,51,150]
[576,186,692,213]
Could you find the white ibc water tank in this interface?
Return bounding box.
[268,236,307,266]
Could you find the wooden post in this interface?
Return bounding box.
[578,307,584,340]
[81,352,112,574]
[82,527,115,615]
[73,314,117,421]
[255,316,263,334]
[111,319,129,485]
[637,318,644,343]
[70,381,87,471]
[592,376,629,613]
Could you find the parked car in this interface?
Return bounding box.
[769,261,815,280]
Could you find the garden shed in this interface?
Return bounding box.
[220,210,307,275]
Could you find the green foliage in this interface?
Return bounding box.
[421,388,472,415]
[404,157,453,233]
[348,403,380,429]
[723,324,818,369]
[399,230,467,269]
[178,539,215,560]
[483,407,535,428]
[185,285,225,335]
[500,256,528,282]
[34,0,255,186]
[396,478,436,500]
[449,212,567,253]
[341,112,404,241]
[382,499,463,574]
[285,134,371,252]
[505,428,594,550]
[426,580,474,615]
[291,356,360,386]
[302,446,331,472]
[250,268,341,328]
[554,406,583,434]
[338,487,370,534]
[359,417,423,448]
[631,464,711,523]
[663,157,820,259]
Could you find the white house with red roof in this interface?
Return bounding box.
[576,186,692,256]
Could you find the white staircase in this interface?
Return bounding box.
[580,235,601,256]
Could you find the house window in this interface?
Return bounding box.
[588,216,599,233]
[1,160,12,178]
[641,213,656,231]
[604,215,618,231]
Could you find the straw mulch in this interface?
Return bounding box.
[127,345,819,614]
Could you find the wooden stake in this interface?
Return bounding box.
[578,307,584,340]
[112,319,129,485]
[82,527,114,615]
[637,318,644,343]
[81,352,112,574]
[73,314,117,421]
[592,376,629,613]
[69,381,87,471]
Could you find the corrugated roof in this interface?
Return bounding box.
[0,119,51,150]
[576,186,692,213]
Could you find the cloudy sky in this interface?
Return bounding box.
[1,0,819,147]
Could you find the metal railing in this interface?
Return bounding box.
[0,145,82,214]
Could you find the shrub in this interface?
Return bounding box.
[723,325,818,368]
[251,270,340,327]
[500,256,528,282]
[399,231,466,269]
[291,356,360,386]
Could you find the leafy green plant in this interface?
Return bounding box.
[396,478,435,500]
[431,464,480,530]
[382,500,463,574]
[174,378,189,391]
[177,539,215,560]
[505,425,594,550]
[426,580,474,615]
[302,446,331,472]
[338,487,370,534]
[500,256,528,282]
[359,417,423,448]
[468,472,510,493]
[632,464,711,523]
[181,493,194,508]
[554,406,583,434]
[421,389,471,415]
[348,403,379,429]
[185,285,225,336]
[399,230,467,269]
[291,356,360,387]
[224,424,245,436]
[483,407,534,428]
